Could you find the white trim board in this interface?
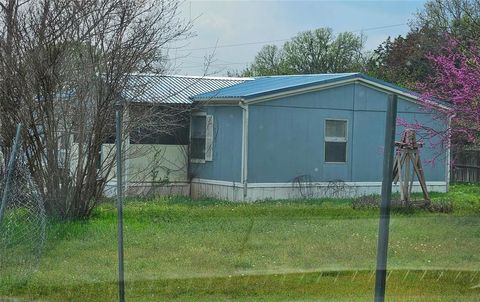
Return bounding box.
[247,181,447,188]
[191,178,243,187]
[240,101,249,199]
[191,178,447,188]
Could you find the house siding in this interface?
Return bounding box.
[248,84,355,183]
[189,106,243,182]
[352,84,447,182]
[247,83,448,184]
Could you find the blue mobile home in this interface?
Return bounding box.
[188,73,450,201]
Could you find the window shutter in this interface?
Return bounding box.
[205,115,214,161]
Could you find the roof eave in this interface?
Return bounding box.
[242,77,450,111]
[190,74,451,111]
[355,78,451,111]
[190,96,245,105]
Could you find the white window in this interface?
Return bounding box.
[325,119,347,163]
[191,114,213,162]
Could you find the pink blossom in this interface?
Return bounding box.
[403,35,480,163]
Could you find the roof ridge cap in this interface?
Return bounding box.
[254,72,360,79]
[128,72,253,81]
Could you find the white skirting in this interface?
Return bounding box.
[105,178,447,201]
[191,178,447,201]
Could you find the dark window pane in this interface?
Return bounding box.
[127,104,191,145]
[104,135,115,144]
[191,138,206,160]
[130,126,189,145]
[191,116,206,138]
[325,142,347,162]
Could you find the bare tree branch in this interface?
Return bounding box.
[0,0,193,219]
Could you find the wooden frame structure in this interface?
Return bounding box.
[392,129,431,206]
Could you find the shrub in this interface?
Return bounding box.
[351,195,453,213]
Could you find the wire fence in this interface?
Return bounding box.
[0,146,46,289]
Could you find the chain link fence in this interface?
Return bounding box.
[0,150,46,289]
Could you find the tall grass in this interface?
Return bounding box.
[1,184,479,301]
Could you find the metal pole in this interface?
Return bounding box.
[0,123,22,225]
[374,94,398,302]
[116,111,126,302]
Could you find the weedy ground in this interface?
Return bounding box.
[1,184,479,301]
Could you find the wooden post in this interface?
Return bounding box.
[404,152,411,204]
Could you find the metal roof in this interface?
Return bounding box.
[189,73,442,105]
[123,74,250,104]
[191,73,359,101]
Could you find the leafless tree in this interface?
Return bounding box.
[0,0,193,219]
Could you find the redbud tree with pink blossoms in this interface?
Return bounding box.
[398,36,480,164]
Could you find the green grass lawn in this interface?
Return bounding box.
[1,184,480,301]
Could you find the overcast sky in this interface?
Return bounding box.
[168,0,427,76]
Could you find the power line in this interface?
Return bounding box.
[175,23,408,52]
[351,23,408,33]
[179,62,250,69]
[176,38,292,52]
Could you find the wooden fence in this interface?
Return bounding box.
[451,149,480,183]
